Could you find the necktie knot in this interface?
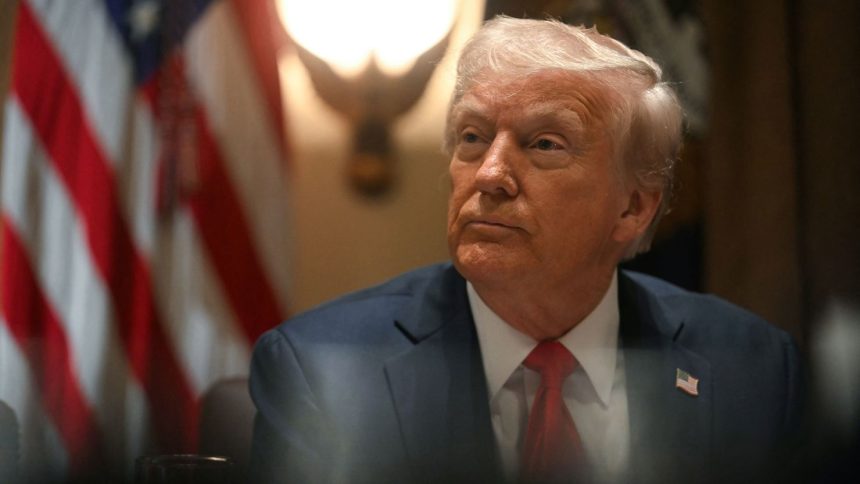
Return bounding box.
[523,341,577,389]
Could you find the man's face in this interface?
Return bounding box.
[446,71,633,290]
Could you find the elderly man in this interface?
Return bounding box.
[250,17,802,484]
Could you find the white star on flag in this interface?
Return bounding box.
[129,0,160,41]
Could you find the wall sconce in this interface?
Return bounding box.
[276,0,458,196]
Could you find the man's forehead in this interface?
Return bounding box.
[452,73,607,126]
[454,97,584,126]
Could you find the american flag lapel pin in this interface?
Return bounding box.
[675,368,699,396]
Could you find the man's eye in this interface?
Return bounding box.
[533,138,562,151]
[462,132,480,143]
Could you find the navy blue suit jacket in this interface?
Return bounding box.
[249,263,802,483]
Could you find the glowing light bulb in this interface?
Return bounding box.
[277,0,458,76]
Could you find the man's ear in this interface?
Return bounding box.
[612,188,662,244]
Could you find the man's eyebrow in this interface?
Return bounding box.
[451,98,489,123]
[520,103,586,130]
[450,100,589,137]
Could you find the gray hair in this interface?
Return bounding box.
[445,16,684,256]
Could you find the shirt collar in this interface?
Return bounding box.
[469,272,620,407]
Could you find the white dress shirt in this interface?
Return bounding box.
[468,273,630,483]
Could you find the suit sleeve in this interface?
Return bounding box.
[248,329,330,483]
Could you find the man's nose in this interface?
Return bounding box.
[475,134,519,197]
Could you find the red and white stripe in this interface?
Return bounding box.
[0,0,291,480]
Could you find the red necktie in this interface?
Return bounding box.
[520,341,586,483]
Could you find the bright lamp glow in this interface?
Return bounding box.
[277,0,458,76]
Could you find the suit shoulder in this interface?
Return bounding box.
[621,270,794,348]
[623,271,756,316]
[257,262,451,345]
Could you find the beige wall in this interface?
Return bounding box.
[279,2,484,314]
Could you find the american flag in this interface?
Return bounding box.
[0,0,292,481]
[675,368,699,397]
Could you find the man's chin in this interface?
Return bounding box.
[451,245,525,286]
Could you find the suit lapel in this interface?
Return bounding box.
[383,266,501,483]
[619,272,713,484]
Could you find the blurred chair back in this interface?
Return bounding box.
[199,377,255,481]
[0,400,18,483]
